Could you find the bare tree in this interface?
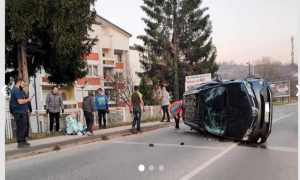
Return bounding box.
[255,57,279,82]
[106,56,139,107]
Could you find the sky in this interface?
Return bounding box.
[94,0,298,65]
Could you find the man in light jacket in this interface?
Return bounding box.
[82,91,95,136]
[46,86,64,132]
[160,86,170,122]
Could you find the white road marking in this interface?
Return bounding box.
[179,111,298,180]
[179,143,237,180]
[273,111,298,123]
[6,111,298,166]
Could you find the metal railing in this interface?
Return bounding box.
[5,106,164,139]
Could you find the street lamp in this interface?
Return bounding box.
[246,61,251,77]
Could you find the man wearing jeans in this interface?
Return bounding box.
[129,86,145,135]
[160,86,170,122]
[46,86,64,132]
[82,91,95,136]
[10,78,33,148]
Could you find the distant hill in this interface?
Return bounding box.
[217,63,298,81]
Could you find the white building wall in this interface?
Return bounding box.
[129,48,144,85]
[110,27,130,51]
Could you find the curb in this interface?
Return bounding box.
[5,122,175,161]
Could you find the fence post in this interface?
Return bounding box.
[123,107,126,123]
[151,106,153,118]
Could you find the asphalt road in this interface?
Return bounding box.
[6,104,298,180]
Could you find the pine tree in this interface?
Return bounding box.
[137,0,219,100]
[5,0,97,93]
[139,74,158,106]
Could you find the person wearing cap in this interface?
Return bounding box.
[95,88,109,129]
[169,100,186,131]
[82,90,95,136]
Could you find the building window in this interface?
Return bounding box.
[116,72,123,82]
[88,65,92,76]
[88,65,99,77]
[115,53,122,62]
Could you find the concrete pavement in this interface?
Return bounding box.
[5,104,298,180]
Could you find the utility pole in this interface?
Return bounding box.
[253,61,255,75]
[291,36,294,71]
[246,61,251,77]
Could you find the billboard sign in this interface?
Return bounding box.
[185,73,211,91]
[269,81,290,97]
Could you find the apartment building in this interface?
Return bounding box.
[29,15,132,112]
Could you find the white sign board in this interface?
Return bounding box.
[185,73,212,91]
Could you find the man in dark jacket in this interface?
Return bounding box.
[9,87,33,140]
[10,78,33,148]
[46,86,64,132]
[82,91,95,136]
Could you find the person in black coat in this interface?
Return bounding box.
[10,91,32,138]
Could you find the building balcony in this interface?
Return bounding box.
[104,81,114,87]
[115,62,124,69]
[103,60,115,67]
[103,56,115,61]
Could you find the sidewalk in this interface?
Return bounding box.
[5,121,175,161]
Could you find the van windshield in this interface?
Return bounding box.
[204,86,227,135]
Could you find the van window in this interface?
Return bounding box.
[204,86,227,135]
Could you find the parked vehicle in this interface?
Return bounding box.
[182,74,273,144]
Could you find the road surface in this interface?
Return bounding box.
[6,104,298,180]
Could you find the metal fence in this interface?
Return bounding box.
[5,106,164,139]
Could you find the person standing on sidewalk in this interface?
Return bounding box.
[9,90,32,139]
[82,91,95,136]
[95,88,109,129]
[46,86,64,132]
[10,78,33,148]
[129,86,145,135]
[169,100,186,131]
[160,86,170,123]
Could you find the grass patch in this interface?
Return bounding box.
[101,135,109,141]
[5,116,163,144]
[53,145,61,151]
[5,131,63,145]
[273,99,298,106]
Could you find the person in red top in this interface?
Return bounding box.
[169,100,186,130]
